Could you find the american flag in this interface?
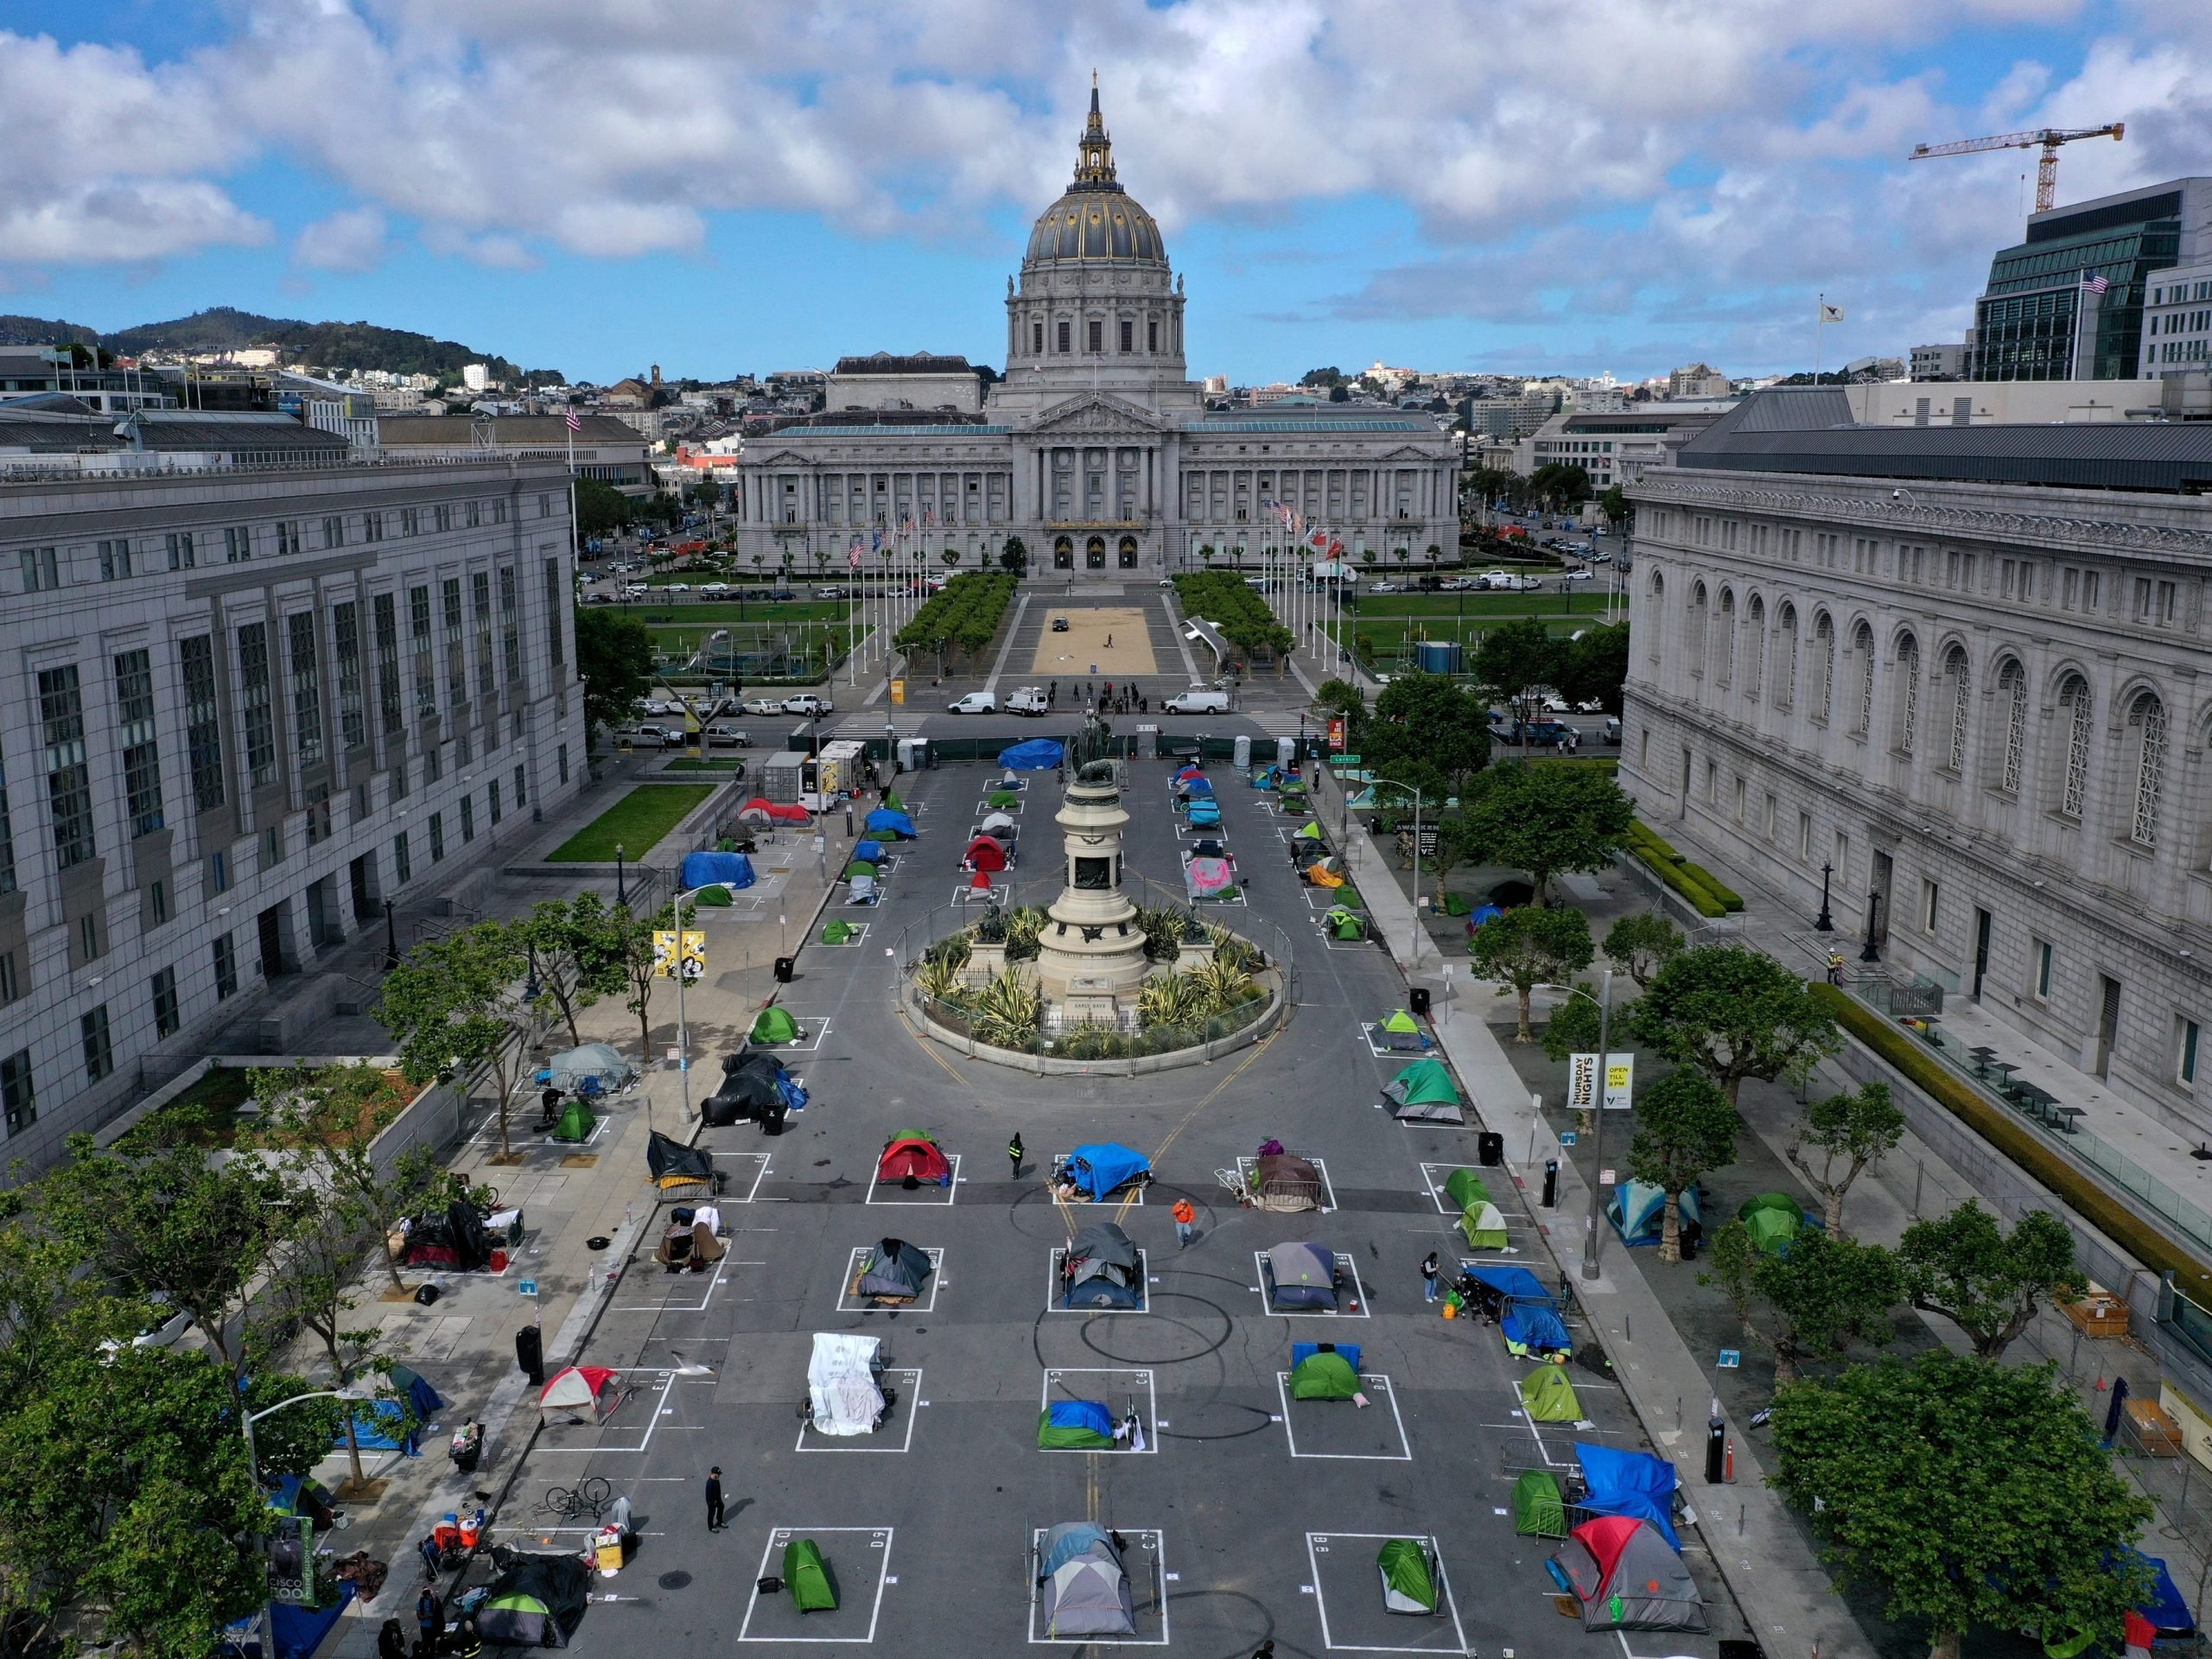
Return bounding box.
[564,407,582,431]
[849,538,861,569]
[2082,274,2110,295]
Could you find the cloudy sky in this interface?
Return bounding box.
[4,0,2207,385]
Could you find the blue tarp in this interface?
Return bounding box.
[1047,1400,1117,1439]
[389,1363,444,1422]
[1063,1142,1149,1199]
[337,1397,423,1455]
[1468,1265,1556,1306]
[231,1580,353,1659]
[852,840,887,862]
[864,809,919,839]
[999,739,1065,770]
[1291,1342,1362,1372]
[1575,1443,1681,1548]
[1187,801,1221,826]
[2126,1549,2195,1635]
[1503,1302,1573,1357]
[1608,1180,1701,1247]
[1043,1521,1117,1577]
[681,850,757,890]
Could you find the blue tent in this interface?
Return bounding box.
[1000,738,1064,770]
[1574,1443,1681,1549]
[1503,1302,1573,1357]
[1607,1180,1701,1248]
[681,850,756,890]
[1291,1341,1362,1371]
[389,1363,445,1422]
[2128,1550,2196,1637]
[1467,1265,1555,1306]
[337,1397,423,1456]
[1187,800,1222,827]
[1046,1400,1116,1440]
[1062,1143,1150,1199]
[864,809,919,839]
[852,840,887,862]
[1179,778,1215,798]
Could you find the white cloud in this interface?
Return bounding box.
[294,206,390,270]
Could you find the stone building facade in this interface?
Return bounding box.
[1622,391,2212,1136]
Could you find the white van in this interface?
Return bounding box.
[948,690,997,715]
[1163,686,1230,714]
[1006,687,1049,716]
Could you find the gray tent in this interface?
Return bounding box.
[1551,1517,1707,1633]
[543,1042,635,1093]
[1063,1223,1143,1310]
[1037,1522,1135,1637]
[855,1237,933,1301]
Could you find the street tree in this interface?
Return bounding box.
[1630,944,1840,1103]
[1470,616,1561,747]
[574,476,634,537]
[1313,677,1365,746]
[1367,672,1491,793]
[613,897,697,1065]
[1599,483,1628,525]
[516,893,630,1046]
[1528,461,1593,506]
[1557,623,1630,715]
[1604,911,1684,988]
[1427,811,1483,899]
[1467,906,1593,1043]
[1786,1082,1906,1236]
[1704,1221,1901,1382]
[1624,1067,1740,1262]
[1459,760,1634,904]
[248,1062,442,1291]
[375,918,531,1159]
[1538,980,1611,1068]
[1897,1201,2085,1359]
[573,605,655,741]
[1771,1351,2152,1659]
[1000,534,1028,574]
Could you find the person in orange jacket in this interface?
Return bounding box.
[1172,1197,1197,1249]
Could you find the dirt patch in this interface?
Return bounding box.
[1027,606,1158,677]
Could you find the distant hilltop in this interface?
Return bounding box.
[0,305,560,385]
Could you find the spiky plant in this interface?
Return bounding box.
[916,953,966,1004]
[1138,969,1206,1029]
[969,967,1042,1048]
[1004,905,1047,963]
[1192,951,1252,1012]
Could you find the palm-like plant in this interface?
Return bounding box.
[1003,906,1047,962]
[1192,951,1252,1011]
[969,967,1042,1049]
[1138,970,1208,1028]
[916,953,966,1003]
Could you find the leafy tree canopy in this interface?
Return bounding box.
[1528,461,1593,505]
[1624,1067,1740,1260]
[1605,911,1684,988]
[1367,671,1491,794]
[1704,1221,1901,1382]
[1556,623,1630,717]
[1787,1082,1905,1236]
[1471,616,1561,741]
[1897,1201,2084,1360]
[1467,905,1593,1043]
[1459,759,1633,903]
[374,919,531,1155]
[574,605,656,740]
[1630,944,1840,1103]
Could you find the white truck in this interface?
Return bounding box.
[1312,559,1355,584]
[1006,687,1049,715]
[1163,685,1231,714]
[817,738,867,795]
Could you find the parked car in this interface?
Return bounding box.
[704,725,753,747]
[1558,569,1595,582]
[766,588,798,602]
[585,591,614,604]
[948,690,997,715]
[1007,686,1049,715]
[1163,686,1231,714]
[816,586,848,601]
[701,582,732,594]
[1052,616,1071,632]
[1499,719,1575,747]
[1367,581,1401,594]
[741,697,785,716]
[1440,576,1478,591]
[621,583,649,599]
[664,582,691,593]
[1602,716,1622,744]
[783,694,833,717]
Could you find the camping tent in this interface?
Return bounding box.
[981,810,1016,836]
[864,809,918,840]
[999,738,1064,770]
[851,839,887,862]
[1520,1366,1583,1422]
[645,1131,715,1193]
[784,1538,838,1613]
[400,1199,493,1271]
[1267,1240,1339,1310]
[1290,1346,1362,1401]
[737,797,810,824]
[1444,1169,1491,1211]
[986,788,1021,810]
[1302,854,1343,885]
[1370,1008,1426,1050]
[1503,1301,1574,1358]
[703,1053,799,1128]
[1187,799,1222,827]
[2125,1550,2197,1640]
[551,1098,596,1143]
[479,1548,591,1647]
[1738,1192,1811,1254]
[1061,1143,1150,1200]
[1177,778,1216,802]
[822,918,859,944]
[877,1133,952,1186]
[1550,1517,1706,1633]
[1038,1400,1118,1450]
[1325,906,1366,940]
[1574,1442,1682,1548]
[537,1366,623,1426]
[1185,855,1234,896]
[1064,1223,1143,1310]
[652,1218,727,1273]
[964,835,1011,872]
[679,850,756,891]
[1459,1200,1509,1249]
[1383,1058,1465,1124]
[855,1238,933,1302]
[1038,1522,1135,1637]
[1249,1153,1325,1212]
[1608,1182,1701,1249]
[1460,1266,1572,1358]
[1376,1539,1440,1615]
[543,1042,636,1094]
[847,872,879,904]
[806,1333,887,1437]
[751,1005,804,1045]
[1513,1470,1567,1537]
[1295,820,1323,839]
[843,860,876,880]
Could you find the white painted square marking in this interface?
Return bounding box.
[836,1245,945,1314]
[1047,1246,1150,1315]
[1235,1153,1339,1214]
[798,1370,922,1453]
[1027,1527,1168,1645]
[736,1526,894,1643]
[1303,1533,1468,1654]
[865,1152,962,1205]
[1254,1249,1370,1319]
[1274,1371,1412,1460]
[1039,1368,1159,1455]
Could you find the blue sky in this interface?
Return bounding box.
[3,2,2204,385]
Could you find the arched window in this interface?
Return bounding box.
[2129,691,2167,846]
[1688,583,1708,679]
[2057,674,2092,819]
[1896,632,1921,753]
[1646,571,1664,664]
[1943,645,1970,772]
[1778,603,1798,709]
[1998,659,2026,792]
[1853,621,1875,734]
[1815,613,1834,721]
[1716,590,1736,686]
[1745,596,1765,702]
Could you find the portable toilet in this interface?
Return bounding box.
[1277,736,1296,768]
[897,737,931,772]
[1233,734,1251,768]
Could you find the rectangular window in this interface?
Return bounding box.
[0,952,19,1004]
[225,525,251,563]
[1798,810,1813,860]
[165,531,195,571]
[1087,320,1103,353]
[490,499,506,524]
[423,745,440,784]
[1147,319,1158,352]
[557,743,569,785]
[76,912,103,963]
[2159,580,2178,623]
[459,795,475,842]
[1922,878,1939,932]
[487,779,501,824]
[99,538,133,580]
[464,500,481,528]
[213,932,237,1000]
[1,1051,34,1137]
[1056,320,1071,353]
[2083,570,2101,610]
[149,879,167,925]
[434,504,452,532]
[322,515,346,550]
[276,520,302,556]
[1119,319,1133,353]
[113,649,165,836]
[410,584,436,716]
[402,507,421,537]
[392,830,412,884]
[208,848,230,893]
[363,510,384,543]
[2136,577,2153,621]
[513,763,526,810]
[372,593,402,734]
[499,567,522,683]
[2182,1017,2202,1086]
[543,559,564,668]
[38,665,95,868]
[150,966,180,1039]
[80,1007,112,1084]
[0,765,17,897]
[333,601,365,749]
[429,811,445,861]
[473,571,496,696]
[237,623,276,785]
[20,546,58,591]
[1033,321,1045,353]
[2034,938,2053,998]
[442,577,467,709]
[179,635,226,814]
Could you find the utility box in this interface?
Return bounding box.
[1414,639,1464,674]
[761,751,807,804]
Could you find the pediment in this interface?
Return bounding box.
[1027,392,1169,435]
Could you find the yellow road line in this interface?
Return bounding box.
[1117,1030,1275,1224]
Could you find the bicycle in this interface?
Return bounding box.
[535,1475,613,1522]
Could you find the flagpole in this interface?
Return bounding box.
[1815,293,1824,385]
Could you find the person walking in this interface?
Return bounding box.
[705,1465,726,1532]
[1825,951,1844,986]
[1253,1642,1278,1659]
[1421,1249,1441,1304]
[378,1620,409,1659]
[1007,1131,1025,1179]
[415,1587,443,1655]
[1172,1197,1197,1249]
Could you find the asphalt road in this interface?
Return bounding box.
[493,747,1736,1656]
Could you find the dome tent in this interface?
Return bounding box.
[1513,1470,1567,1537]
[1038,1399,1118,1450]
[1459,1199,1509,1250]
[478,1547,591,1647]
[1037,1522,1135,1638]
[877,1132,951,1186]
[1550,1516,1706,1633]
[1738,1191,1815,1254]
[864,808,918,839]
[1443,1169,1491,1211]
[1267,1240,1339,1311]
[679,850,755,890]
[1370,1007,1426,1049]
[1062,1223,1143,1310]
[537,1365,623,1425]
[1383,1058,1465,1124]
[1376,1538,1440,1615]
[1520,1365,1583,1422]
[855,1237,933,1302]
[1289,1342,1362,1401]
[750,1005,804,1045]
[1608,1181,1702,1249]
[543,1041,634,1094]
[550,1097,596,1143]
[1059,1143,1150,1200]
[998,738,1064,770]
[783,1537,838,1613]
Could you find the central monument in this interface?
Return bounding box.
[1033,760,1150,1026]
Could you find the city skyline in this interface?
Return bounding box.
[3,3,2209,385]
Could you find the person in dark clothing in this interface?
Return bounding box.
[1049,681,1058,705]
[1421,1250,1442,1304]
[1253,1643,1278,1658]
[706,1465,726,1531]
[378,1620,409,1659]
[415,1587,443,1651]
[411,1639,435,1659]
[449,1619,482,1659]
[1007,1132,1025,1179]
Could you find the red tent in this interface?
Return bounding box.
[877,1134,952,1185]
[969,869,993,891]
[737,797,810,824]
[1550,1516,1705,1633]
[538,1365,625,1425]
[963,834,1009,872]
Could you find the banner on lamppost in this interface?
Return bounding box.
[1326,715,1346,752]
[1603,1052,1635,1111]
[1567,1052,1598,1115]
[653,930,706,978]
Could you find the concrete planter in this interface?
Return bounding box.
[1174,943,1217,975]
[905,971,1287,1076]
[965,942,1008,988]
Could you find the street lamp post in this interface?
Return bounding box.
[1553,969,1617,1282]
[1368,777,1426,967]
[1814,861,1834,932]
[383,897,399,971]
[243,1387,369,1659]
[1859,889,1885,964]
[615,842,626,906]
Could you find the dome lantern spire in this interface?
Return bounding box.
[1075,73,1116,187]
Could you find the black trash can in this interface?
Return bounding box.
[515,1324,543,1387]
[1409,987,1432,1019]
[773,956,794,983]
[1478,1130,1504,1167]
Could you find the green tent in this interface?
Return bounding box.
[1459,1200,1508,1249]
[695,884,734,907]
[845,859,877,880]
[1738,1192,1806,1255]
[783,1537,837,1612]
[1037,1406,1117,1450]
[1325,906,1365,939]
[822,918,856,944]
[1519,1365,1582,1422]
[1443,1169,1491,1211]
[1511,1470,1567,1537]
[882,791,905,810]
[1392,1059,1459,1105]
[986,789,1020,809]
[1289,1351,1361,1401]
[1382,1008,1419,1034]
[550,1098,596,1143]
[751,1006,801,1044]
[1295,820,1322,840]
[1376,1538,1439,1615]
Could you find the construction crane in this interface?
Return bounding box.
[1910,124,2124,214]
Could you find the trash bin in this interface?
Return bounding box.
[515,1324,543,1386]
[1478,1131,1504,1167]
[1409,987,1432,1018]
[774,956,794,983]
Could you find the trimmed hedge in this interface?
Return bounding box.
[1623,821,1739,918]
[1172,571,1294,661]
[895,571,1017,658]
[1809,982,2212,1295]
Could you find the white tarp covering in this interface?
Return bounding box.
[806,1333,886,1436]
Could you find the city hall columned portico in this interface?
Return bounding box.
[731,86,1455,580]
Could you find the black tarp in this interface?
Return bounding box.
[1064,1223,1142,1308]
[480,1546,591,1647]
[400,1199,492,1272]
[703,1054,788,1126]
[646,1131,714,1185]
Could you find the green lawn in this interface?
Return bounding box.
[1346,590,1620,618]
[660,759,747,772]
[546,785,715,862]
[623,601,851,625]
